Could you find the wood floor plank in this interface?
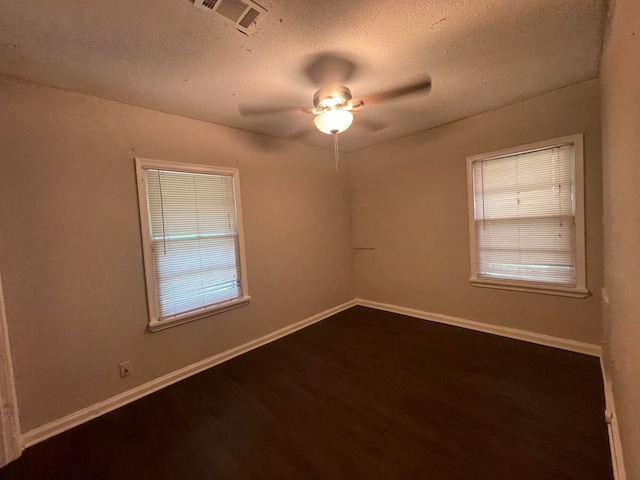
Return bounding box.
[0,306,612,479]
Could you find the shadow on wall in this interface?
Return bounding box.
[229,128,295,153]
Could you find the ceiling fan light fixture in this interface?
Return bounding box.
[314,109,353,134]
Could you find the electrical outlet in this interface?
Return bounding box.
[119,361,132,378]
[333,284,340,295]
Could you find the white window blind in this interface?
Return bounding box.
[471,144,576,286]
[136,159,250,330]
[145,169,242,319]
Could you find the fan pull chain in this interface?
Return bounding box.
[332,130,339,171]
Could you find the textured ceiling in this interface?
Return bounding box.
[0,0,606,152]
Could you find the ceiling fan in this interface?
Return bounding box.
[240,80,432,134]
[239,52,432,168]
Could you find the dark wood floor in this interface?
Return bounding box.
[0,306,612,480]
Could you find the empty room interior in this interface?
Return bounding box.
[0,0,638,478]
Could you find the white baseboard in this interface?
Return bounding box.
[21,299,357,448]
[356,299,602,357]
[19,298,607,452]
[601,359,627,480]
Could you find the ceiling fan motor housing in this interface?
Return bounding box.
[313,86,353,111]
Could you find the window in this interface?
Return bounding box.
[135,159,250,331]
[466,134,587,297]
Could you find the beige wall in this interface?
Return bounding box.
[347,79,603,344]
[601,0,640,476]
[0,78,355,432]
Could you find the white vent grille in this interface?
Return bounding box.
[201,0,219,9]
[194,0,268,35]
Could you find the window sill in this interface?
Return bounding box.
[148,296,251,332]
[469,278,589,298]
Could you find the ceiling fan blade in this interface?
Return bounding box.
[353,77,432,108]
[356,117,390,132]
[287,129,312,141]
[238,104,312,117]
[301,51,360,87]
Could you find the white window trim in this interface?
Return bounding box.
[135,158,251,332]
[465,134,588,298]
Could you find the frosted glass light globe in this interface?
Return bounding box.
[314,109,354,134]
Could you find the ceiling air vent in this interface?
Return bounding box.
[194,0,269,35]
